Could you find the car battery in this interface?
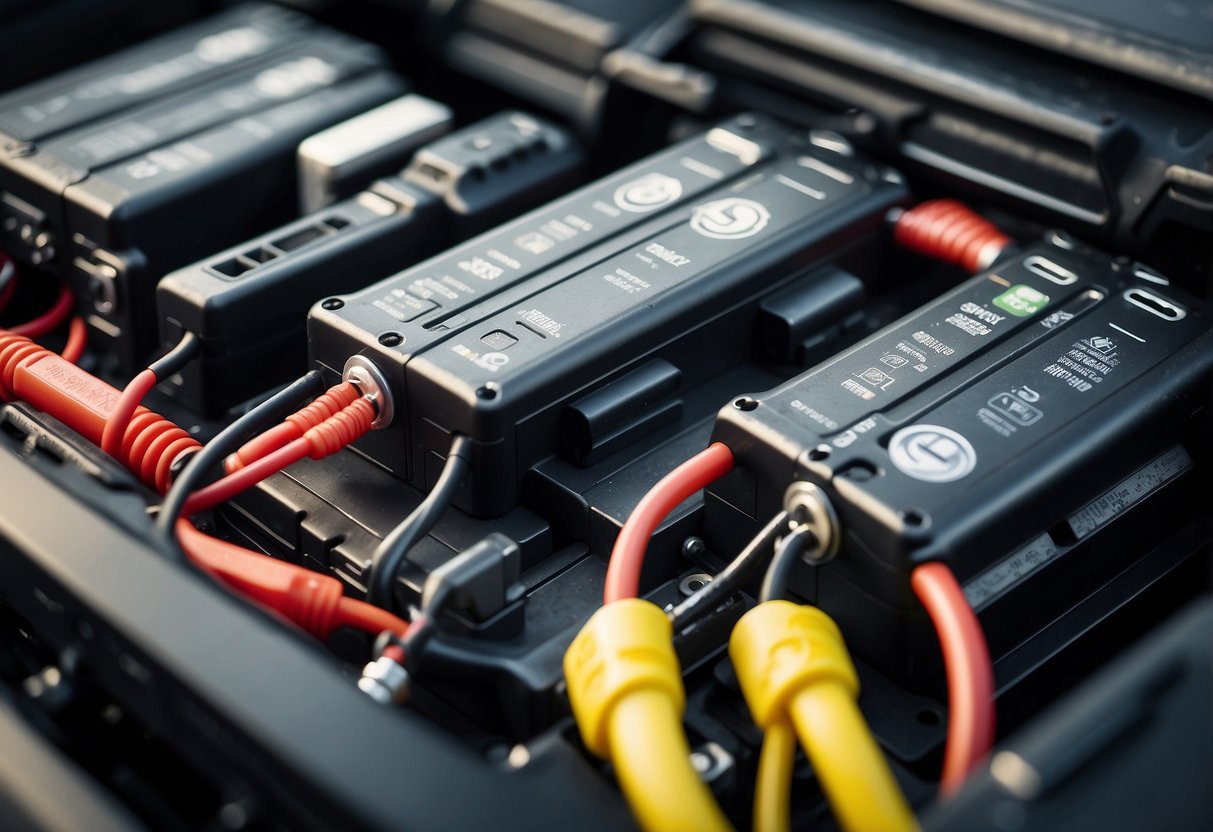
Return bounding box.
[0,3,405,369]
[708,239,1213,686]
[309,113,907,516]
[158,111,581,415]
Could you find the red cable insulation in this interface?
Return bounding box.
[176,520,411,640]
[185,437,308,516]
[60,317,87,364]
[911,561,996,795]
[102,368,158,457]
[225,422,296,473]
[224,381,360,473]
[894,199,1012,274]
[603,442,735,604]
[5,339,198,492]
[2,327,406,642]
[334,599,417,639]
[10,282,74,339]
[187,397,377,516]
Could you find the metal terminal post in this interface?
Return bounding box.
[782,481,841,564]
[343,355,395,429]
[690,742,735,784]
[357,655,411,705]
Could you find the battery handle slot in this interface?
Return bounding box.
[1124,288,1186,321]
[1023,255,1078,285]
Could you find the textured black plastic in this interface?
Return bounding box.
[0,3,405,369]
[711,241,1213,685]
[310,114,906,516]
[687,0,1213,273]
[0,425,634,832]
[926,598,1213,832]
[157,111,581,415]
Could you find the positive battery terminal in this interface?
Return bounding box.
[343,355,395,429]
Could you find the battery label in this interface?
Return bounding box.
[41,41,372,171]
[355,120,775,331]
[88,73,401,193]
[963,533,1059,609]
[963,444,1192,609]
[0,7,303,142]
[880,284,1202,492]
[761,253,1093,439]
[1066,444,1192,540]
[425,156,867,385]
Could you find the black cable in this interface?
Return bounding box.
[154,371,326,558]
[0,254,15,304]
[669,510,790,631]
[759,524,815,604]
[367,434,474,610]
[148,330,201,381]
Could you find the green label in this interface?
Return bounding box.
[993,284,1050,317]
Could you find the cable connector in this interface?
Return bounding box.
[893,198,1012,274]
[224,380,359,473]
[420,532,524,638]
[782,481,840,565]
[730,601,918,832]
[565,599,732,832]
[343,355,394,429]
[176,520,411,642]
[358,655,411,705]
[728,600,857,729]
[564,598,684,758]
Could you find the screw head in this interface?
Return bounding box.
[681,536,706,558]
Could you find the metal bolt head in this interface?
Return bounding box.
[681,536,706,558]
[689,742,734,783]
[358,656,410,705]
[343,355,395,429]
[782,481,841,564]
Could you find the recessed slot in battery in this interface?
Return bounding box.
[211,257,253,278]
[0,418,28,443]
[412,162,451,186]
[1024,255,1078,285]
[272,225,329,253]
[1124,288,1186,321]
[243,247,278,264]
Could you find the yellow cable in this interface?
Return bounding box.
[730,601,919,832]
[753,718,795,832]
[564,599,732,832]
[608,689,732,832]
[787,683,917,832]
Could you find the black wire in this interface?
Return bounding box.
[367,434,474,611]
[154,370,326,558]
[0,254,15,299]
[669,510,790,631]
[759,525,815,604]
[148,331,201,381]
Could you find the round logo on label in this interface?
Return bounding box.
[480,352,510,367]
[887,424,977,483]
[690,198,771,240]
[614,173,683,213]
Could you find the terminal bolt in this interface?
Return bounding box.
[343,355,395,429]
[357,655,411,705]
[782,481,841,564]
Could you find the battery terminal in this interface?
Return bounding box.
[782,481,840,564]
[343,355,395,428]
